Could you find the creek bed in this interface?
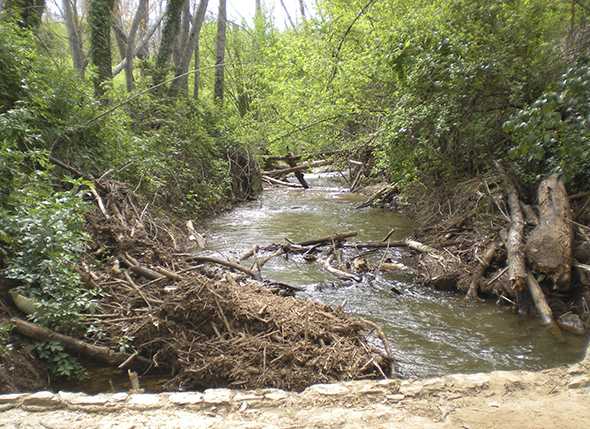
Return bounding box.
[204,171,588,378]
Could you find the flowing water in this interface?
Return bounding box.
[204,171,588,378]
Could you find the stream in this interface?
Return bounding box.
[204,171,588,378]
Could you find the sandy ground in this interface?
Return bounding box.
[1,349,589,429]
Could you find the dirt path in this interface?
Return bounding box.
[1,349,589,429]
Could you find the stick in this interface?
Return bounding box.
[262,175,304,188]
[526,273,557,328]
[262,160,331,177]
[11,318,151,369]
[466,241,499,300]
[296,231,358,246]
[186,255,258,278]
[321,255,362,282]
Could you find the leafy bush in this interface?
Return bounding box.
[1,176,95,333]
[34,341,87,379]
[505,60,590,189]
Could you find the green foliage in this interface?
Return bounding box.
[34,341,87,379]
[0,20,34,111]
[505,60,590,188]
[2,178,95,332]
[0,322,13,355]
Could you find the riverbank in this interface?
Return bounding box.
[2,346,589,428]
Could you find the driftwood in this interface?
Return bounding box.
[263,160,331,177]
[11,318,152,370]
[262,175,304,188]
[526,175,573,290]
[321,255,362,282]
[466,241,499,300]
[526,273,556,327]
[296,232,358,246]
[286,152,310,189]
[186,255,259,279]
[356,184,398,209]
[497,164,527,293]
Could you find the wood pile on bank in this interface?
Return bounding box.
[401,168,590,336]
[5,178,392,391]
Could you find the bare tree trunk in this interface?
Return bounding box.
[152,0,186,92]
[193,33,201,98]
[111,0,128,60]
[279,0,295,28]
[137,0,149,59]
[89,0,114,98]
[124,0,147,91]
[214,0,226,103]
[526,176,573,290]
[63,0,85,76]
[112,11,164,76]
[298,0,306,20]
[171,0,208,97]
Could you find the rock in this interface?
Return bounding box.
[0,394,25,404]
[305,383,350,396]
[128,394,161,409]
[111,392,129,402]
[22,391,61,408]
[568,375,590,389]
[262,389,289,401]
[168,392,204,405]
[59,392,111,407]
[558,313,586,336]
[203,388,233,404]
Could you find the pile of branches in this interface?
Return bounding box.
[72,180,391,391]
[404,168,590,335]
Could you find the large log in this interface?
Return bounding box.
[526,175,573,290]
[526,273,556,327]
[262,175,304,188]
[186,255,259,279]
[297,232,358,246]
[497,164,527,293]
[11,318,152,369]
[263,160,331,177]
[321,255,362,282]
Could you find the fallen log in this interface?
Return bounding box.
[321,255,362,282]
[497,163,527,293]
[466,241,499,300]
[262,175,304,188]
[186,255,259,279]
[526,273,556,328]
[526,175,573,290]
[296,231,358,246]
[11,318,152,369]
[263,160,331,177]
[355,183,398,209]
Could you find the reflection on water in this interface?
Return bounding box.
[204,171,588,378]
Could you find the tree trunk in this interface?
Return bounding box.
[497,164,527,294]
[170,0,209,97]
[279,0,295,28]
[124,0,147,91]
[63,0,85,76]
[152,0,186,92]
[214,0,226,103]
[89,0,115,98]
[111,0,128,61]
[5,0,46,29]
[137,0,149,59]
[526,175,573,290]
[299,0,306,20]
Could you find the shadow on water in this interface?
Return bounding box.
[205,171,588,378]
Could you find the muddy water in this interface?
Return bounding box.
[204,172,588,378]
